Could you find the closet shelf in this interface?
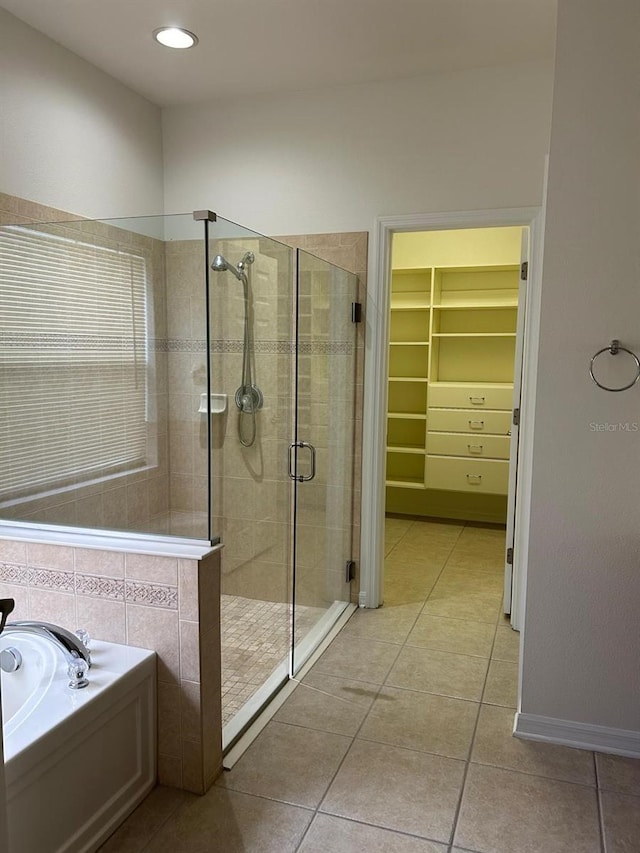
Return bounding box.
[386,445,427,455]
[431,332,516,338]
[389,341,429,346]
[386,479,426,490]
[387,412,428,420]
[390,304,431,311]
[432,301,518,310]
[388,376,429,383]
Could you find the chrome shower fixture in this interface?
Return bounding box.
[211,252,254,281]
[210,251,262,447]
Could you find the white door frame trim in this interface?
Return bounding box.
[360,206,544,631]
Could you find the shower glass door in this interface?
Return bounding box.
[207,218,296,745]
[291,250,358,675]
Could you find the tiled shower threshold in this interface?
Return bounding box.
[221,596,354,752]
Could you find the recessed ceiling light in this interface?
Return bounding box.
[153,27,199,49]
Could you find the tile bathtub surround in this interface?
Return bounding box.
[100,517,640,852]
[0,538,222,794]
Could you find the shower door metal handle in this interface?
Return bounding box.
[288,441,316,482]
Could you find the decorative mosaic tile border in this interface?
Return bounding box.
[125,580,178,609]
[165,338,354,355]
[1,333,353,356]
[0,561,178,610]
[75,573,125,600]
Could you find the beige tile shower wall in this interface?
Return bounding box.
[0,194,170,535]
[164,237,294,605]
[275,233,368,605]
[0,538,222,794]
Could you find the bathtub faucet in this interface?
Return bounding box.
[0,598,15,634]
[4,620,91,688]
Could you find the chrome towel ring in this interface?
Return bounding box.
[589,339,640,392]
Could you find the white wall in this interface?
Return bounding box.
[163,61,554,234]
[0,9,163,219]
[523,0,640,733]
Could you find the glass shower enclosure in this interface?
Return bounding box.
[0,209,359,746]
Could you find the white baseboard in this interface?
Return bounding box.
[514,711,640,758]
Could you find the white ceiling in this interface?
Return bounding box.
[0,0,557,107]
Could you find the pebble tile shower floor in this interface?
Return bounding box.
[99,518,640,853]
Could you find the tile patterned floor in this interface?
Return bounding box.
[221,595,325,724]
[99,518,640,852]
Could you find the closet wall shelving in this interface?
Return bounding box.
[386,257,519,523]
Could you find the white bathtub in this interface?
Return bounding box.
[1,631,156,853]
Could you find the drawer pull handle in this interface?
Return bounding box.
[467,444,484,454]
[468,420,484,430]
[469,396,485,405]
[466,474,483,484]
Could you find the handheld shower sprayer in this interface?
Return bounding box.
[210,251,262,447]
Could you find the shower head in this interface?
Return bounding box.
[237,252,255,271]
[211,254,242,281]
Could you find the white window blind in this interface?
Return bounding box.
[0,225,150,502]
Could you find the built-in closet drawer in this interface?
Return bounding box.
[429,383,513,411]
[426,433,510,460]
[427,409,511,435]
[425,456,509,494]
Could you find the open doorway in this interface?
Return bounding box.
[384,225,525,619]
[359,207,544,635]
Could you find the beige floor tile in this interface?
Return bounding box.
[454,764,601,853]
[430,577,503,602]
[387,646,489,701]
[359,686,478,760]
[384,517,414,546]
[144,786,313,853]
[383,572,440,606]
[600,791,640,853]
[406,614,495,658]
[311,635,400,684]
[596,752,640,795]
[387,540,454,564]
[274,671,377,736]
[443,552,505,574]
[438,567,505,592]
[401,525,464,548]
[299,813,448,852]
[216,721,351,808]
[339,602,422,644]
[472,705,596,785]
[406,519,464,538]
[482,659,518,708]
[321,739,465,842]
[385,555,448,578]
[98,785,195,853]
[491,625,520,662]
[458,525,506,544]
[423,589,501,624]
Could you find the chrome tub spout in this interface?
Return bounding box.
[3,621,91,688]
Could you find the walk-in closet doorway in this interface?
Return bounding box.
[360,208,545,633]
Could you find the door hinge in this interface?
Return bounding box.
[506,547,514,565]
[513,407,520,426]
[345,560,356,583]
[520,261,528,281]
[351,302,362,323]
